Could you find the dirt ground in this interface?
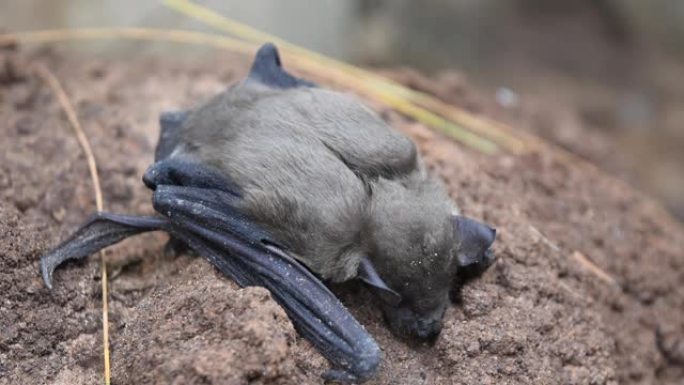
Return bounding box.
[1,45,683,385]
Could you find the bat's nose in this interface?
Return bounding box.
[415,318,442,342]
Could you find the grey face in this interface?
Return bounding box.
[367,212,496,343]
[365,214,453,341]
[379,283,450,342]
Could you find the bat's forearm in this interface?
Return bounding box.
[40,213,167,289]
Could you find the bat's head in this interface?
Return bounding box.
[363,178,496,342]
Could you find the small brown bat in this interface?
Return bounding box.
[41,43,496,383]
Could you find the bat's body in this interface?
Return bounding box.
[169,74,437,283]
[41,44,496,383]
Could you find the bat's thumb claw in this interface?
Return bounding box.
[40,257,55,290]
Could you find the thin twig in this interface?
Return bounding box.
[1,26,499,154]
[35,65,111,385]
[530,224,618,287]
[35,66,103,209]
[162,0,503,154]
[528,224,560,252]
[0,27,253,55]
[571,250,618,287]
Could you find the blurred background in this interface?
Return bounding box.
[3,0,683,219]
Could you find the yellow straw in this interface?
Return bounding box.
[162,0,503,154]
[35,65,110,385]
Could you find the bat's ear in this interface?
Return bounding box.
[358,256,402,306]
[247,43,316,89]
[452,215,496,270]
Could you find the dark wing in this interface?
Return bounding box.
[40,158,380,383]
[40,213,166,289]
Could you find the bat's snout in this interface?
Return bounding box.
[415,317,442,342]
[381,301,447,343]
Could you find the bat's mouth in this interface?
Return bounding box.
[414,318,443,342]
[380,302,447,344]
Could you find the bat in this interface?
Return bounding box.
[40,43,496,383]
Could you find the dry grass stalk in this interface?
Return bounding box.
[35,65,111,385]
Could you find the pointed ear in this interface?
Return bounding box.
[452,215,496,268]
[358,256,402,306]
[247,43,316,89]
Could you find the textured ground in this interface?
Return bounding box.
[1,46,683,384]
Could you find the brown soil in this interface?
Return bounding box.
[1,46,683,385]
